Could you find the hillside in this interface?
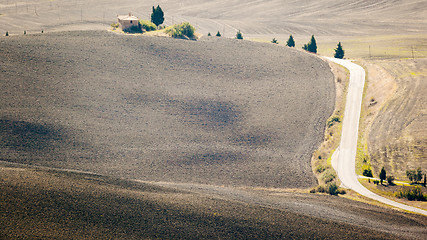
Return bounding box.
[0,30,334,188]
[2,162,426,239]
[0,0,426,37]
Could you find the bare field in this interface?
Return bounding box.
[1,0,426,37]
[0,30,334,188]
[2,162,426,239]
[365,58,427,179]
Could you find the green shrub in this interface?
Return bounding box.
[327,116,340,127]
[216,31,221,37]
[310,182,345,195]
[315,165,327,173]
[139,20,156,31]
[395,186,426,201]
[5,31,8,36]
[327,182,339,195]
[207,32,211,36]
[123,25,142,33]
[363,169,373,177]
[236,30,243,40]
[166,22,196,39]
[387,175,395,185]
[111,23,119,29]
[271,38,278,44]
[321,169,336,183]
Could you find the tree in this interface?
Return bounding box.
[151,5,164,27]
[407,168,423,184]
[271,38,278,44]
[236,30,243,39]
[407,169,415,183]
[207,32,211,36]
[302,44,308,50]
[216,31,221,37]
[379,167,387,184]
[286,35,295,47]
[415,167,423,183]
[334,42,345,59]
[424,174,426,187]
[307,35,317,53]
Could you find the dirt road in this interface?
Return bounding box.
[326,57,427,216]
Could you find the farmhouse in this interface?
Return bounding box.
[117,13,139,31]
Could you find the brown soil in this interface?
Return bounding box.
[2,162,426,239]
[0,30,334,188]
[1,0,426,37]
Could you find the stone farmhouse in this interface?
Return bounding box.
[117,13,139,31]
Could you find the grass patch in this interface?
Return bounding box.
[311,62,349,193]
[140,20,156,32]
[165,22,196,40]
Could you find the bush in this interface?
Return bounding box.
[207,32,211,36]
[327,182,339,195]
[216,31,221,37]
[363,169,373,177]
[111,23,119,29]
[123,25,142,33]
[310,182,345,195]
[327,116,340,127]
[387,176,395,185]
[271,38,278,44]
[321,169,336,183]
[395,186,426,201]
[140,20,156,32]
[166,22,196,39]
[5,31,8,36]
[236,30,243,40]
[315,165,327,173]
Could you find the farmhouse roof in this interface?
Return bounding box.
[117,13,139,21]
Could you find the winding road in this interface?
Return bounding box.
[325,57,427,216]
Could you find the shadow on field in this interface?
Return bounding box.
[0,119,66,151]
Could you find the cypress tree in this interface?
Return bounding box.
[307,35,317,53]
[236,30,243,39]
[151,5,164,27]
[286,35,295,47]
[379,167,387,184]
[334,42,345,59]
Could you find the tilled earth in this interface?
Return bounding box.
[0,30,334,188]
[1,163,426,239]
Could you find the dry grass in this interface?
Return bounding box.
[311,61,349,187]
[359,178,427,211]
